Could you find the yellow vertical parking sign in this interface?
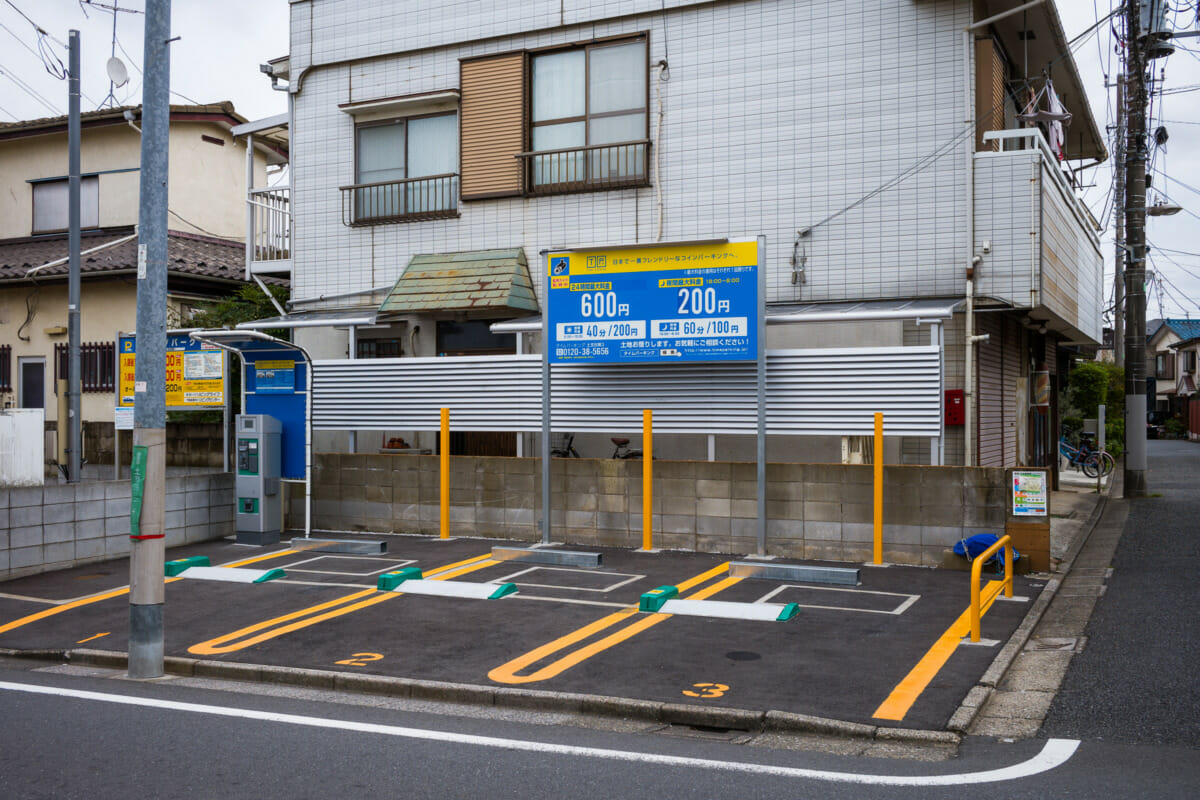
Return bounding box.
[118,333,226,408]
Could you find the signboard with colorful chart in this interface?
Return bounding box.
[118,333,226,409]
[546,240,759,364]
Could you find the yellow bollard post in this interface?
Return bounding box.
[440,407,449,540]
[874,412,883,565]
[643,409,653,551]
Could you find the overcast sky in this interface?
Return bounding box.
[1,0,1197,322]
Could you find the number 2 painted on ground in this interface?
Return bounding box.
[683,682,729,699]
[335,652,384,667]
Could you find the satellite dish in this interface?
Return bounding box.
[106,57,129,88]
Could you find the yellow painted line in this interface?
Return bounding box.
[0,582,173,636]
[489,564,737,685]
[871,579,1007,721]
[0,548,297,639]
[187,554,498,656]
[76,632,111,644]
[0,548,306,637]
[220,549,303,569]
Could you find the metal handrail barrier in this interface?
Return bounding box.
[249,186,291,262]
[517,139,650,195]
[969,534,1014,642]
[339,174,459,226]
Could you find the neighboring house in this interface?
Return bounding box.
[0,103,288,466]
[239,0,1106,467]
[1147,318,1200,421]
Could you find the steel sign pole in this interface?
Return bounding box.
[756,235,767,556]
[67,30,82,483]
[129,0,171,680]
[542,259,552,545]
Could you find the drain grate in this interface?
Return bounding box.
[1025,637,1077,651]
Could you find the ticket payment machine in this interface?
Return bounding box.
[235,413,281,545]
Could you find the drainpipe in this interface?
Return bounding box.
[965,257,990,466]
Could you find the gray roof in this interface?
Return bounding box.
[0,228,281,288]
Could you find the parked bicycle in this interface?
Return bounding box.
[550,433,580,458]
[1058,433,1114,478]
[610,437,643,459]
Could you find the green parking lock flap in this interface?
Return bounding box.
[253,568,287,584]
[377,567,424,591]
[487,582,518,600]
[639,585,680,613]
[776,602,800,621]
[164,556,211,577]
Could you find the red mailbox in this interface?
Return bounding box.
[945,389,965,425]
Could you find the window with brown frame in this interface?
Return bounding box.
[1182,349,1198,373]
[524,37,649,194]
[341,112,459,226]
[1156,352,1175,380]
[53,341,115,393]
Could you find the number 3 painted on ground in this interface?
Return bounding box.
[335,652,384,667]
[683,683,729,699]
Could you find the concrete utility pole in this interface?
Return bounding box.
[67,31,82,483]
[1113,77,1125,369]
[1123,0,1148,497]
[129,0,171,679]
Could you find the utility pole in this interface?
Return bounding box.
[1123,0,1148,497]
[129,0,171,679]
[67,31,81,483]
[1113,77,1125,369]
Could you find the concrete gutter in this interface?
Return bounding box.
[0,646,957,747]
[946,472,1114,733]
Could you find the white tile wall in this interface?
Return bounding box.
[288,0,1045,317]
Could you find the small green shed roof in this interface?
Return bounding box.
[379,248,539,317]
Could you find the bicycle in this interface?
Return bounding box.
[1058,434,1114,478]
[610,437,643,459]
[551,433,580,458]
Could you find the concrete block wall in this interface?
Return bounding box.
[83,421,227,469]
[295,454,1009,567]
[1,472,235,582]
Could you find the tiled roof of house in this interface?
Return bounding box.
[1161,319,1200,342]
[0,227,279,287]
[0,103,243,139]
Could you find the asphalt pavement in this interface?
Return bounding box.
[0,526,1044,736]
[1042,439,1200,747]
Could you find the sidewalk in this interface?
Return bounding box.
[965,463,1116,737]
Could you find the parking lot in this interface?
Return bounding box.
[0,534,1042,731]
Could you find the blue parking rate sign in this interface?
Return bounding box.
[546,241,759,364]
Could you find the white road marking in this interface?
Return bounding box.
[0,680,1078,786]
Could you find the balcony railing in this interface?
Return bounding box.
[339,174,459,226]
[248,186,291,270]
[517,139,651,196]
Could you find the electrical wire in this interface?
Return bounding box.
[0,62,60,115]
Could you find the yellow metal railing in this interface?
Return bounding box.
[969,534,1014,642]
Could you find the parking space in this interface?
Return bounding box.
[0,534,1042,730]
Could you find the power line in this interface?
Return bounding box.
[0,62,60,115]
[2,0,66,47]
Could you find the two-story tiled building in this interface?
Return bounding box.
[1147,318,1200,432]
[246,0,1106,468]
[0,103,287,464]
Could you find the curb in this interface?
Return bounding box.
[946,470,1115,734]
[0,646,958,747]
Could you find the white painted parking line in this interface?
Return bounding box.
[279,556,417,577]
[492,566,645,594]
[756,585,920,615]
[0,681,1080,786]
